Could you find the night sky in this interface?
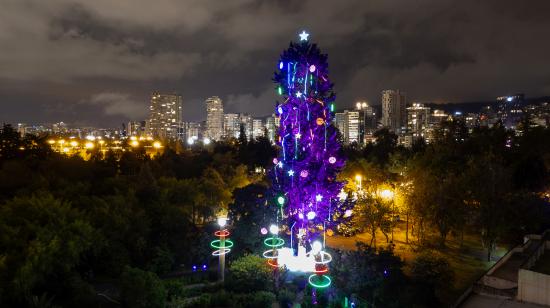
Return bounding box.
[1,0,549,127]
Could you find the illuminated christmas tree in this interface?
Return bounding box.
[266,31,346,288]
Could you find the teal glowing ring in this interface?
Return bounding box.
[264,238,285,248]
[305,251,332,265]
[210,240,234,249]
[262,250,278,259]
[308,274,332,288]
[212,248,231,256]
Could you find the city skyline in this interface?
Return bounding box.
[1,0,550,127]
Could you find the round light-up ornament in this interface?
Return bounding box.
[307,211,316,220]
[328,156,336,164]
[261,227,268,235]
[300,170,308,178]
[279,61,284,69]
[277,106,283,114]
[273,158,278,165]
[277,196,285,206]
[298,213,304,219]
[309,65,316,73]
[316,118,325,125]
[269,224,279,235]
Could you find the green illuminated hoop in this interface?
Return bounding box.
[308,274,331,288]
[210,239,234,249]
[264,237,285,248]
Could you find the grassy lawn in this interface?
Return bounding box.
[326,222,509,305]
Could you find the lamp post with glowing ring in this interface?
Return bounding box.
[308,241,332,289]
[263,224,283,268]
[211,217,233,282]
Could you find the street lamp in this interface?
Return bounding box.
[355,174,362,191]
[380,188,395,242]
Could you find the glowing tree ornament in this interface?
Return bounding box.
[268,30,347,289]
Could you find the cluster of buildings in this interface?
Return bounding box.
[140,94,278,145]
[14,91,550,149]
[334,91,550,147]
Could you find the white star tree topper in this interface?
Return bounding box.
[299,30,309,41]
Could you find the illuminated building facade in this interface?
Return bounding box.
[148,92,183,140]
[205,96,224,141]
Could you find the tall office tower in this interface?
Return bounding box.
[356,102,377,144]
[252,119,264,140]
[148,92,183,140]
[407,103,431,139]
[335,112,346,141]
[223,113,240,139]
[381,89,407,134]
[497,93,524,129]
[265,114,278,144]
[127,121,147,137]
[334,110,360,144]
[205,96,224,141]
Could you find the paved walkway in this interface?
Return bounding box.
[460,294,546,308]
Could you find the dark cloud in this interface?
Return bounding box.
[1,0,549,127]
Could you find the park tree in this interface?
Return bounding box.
[119,266,167,308]
[465,154,512,261]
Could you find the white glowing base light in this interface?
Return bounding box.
[271,247,332,273]
[276,248,316,272]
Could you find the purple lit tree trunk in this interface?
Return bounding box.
[270,34,345,246]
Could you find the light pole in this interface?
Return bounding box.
[380,189,395,242]
[218,217,227,282]
[355,174,363,193]
[211,217,232,283]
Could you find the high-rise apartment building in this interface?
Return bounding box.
[381,89,407,134]
[148,92,183,140]
[252,119,264,140]
[497,93,524,129]
[407,103,431,139]
[335,110,360,144]
[205,96,224,141]
[223,113,240,139]
[265,114,279,144]
[239,114,253,140]
[181,122,201,141]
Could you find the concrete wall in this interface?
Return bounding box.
[518,269,550,306]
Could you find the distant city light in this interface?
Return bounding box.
[203,137,211,145]
[153,141,162,149]
[187,137,195,145]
